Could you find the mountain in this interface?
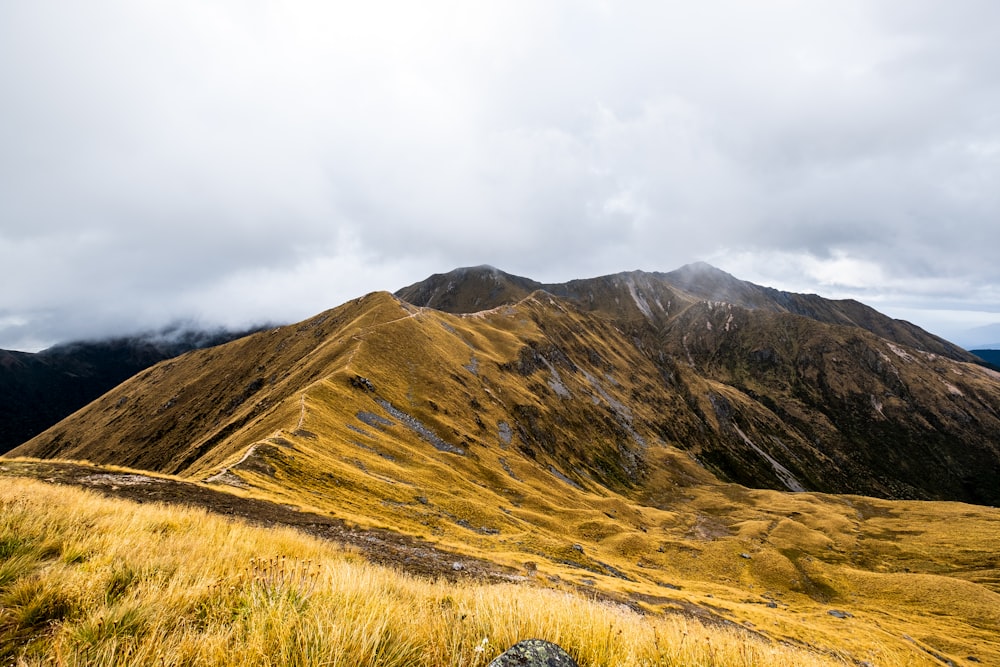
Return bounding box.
[0,328,265,454]
[12,264,1000,505]
[972,349,1000,368]
[397,262,977,362]
[7,263,1000,664]
[397,264,1000,503]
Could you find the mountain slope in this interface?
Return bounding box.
[395,265,1000,503]
[0,329,261,454]
[397,263,976,362]
[662,262,975,360]
[393,264,545,313]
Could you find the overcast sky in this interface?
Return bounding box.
[2,1,999,351]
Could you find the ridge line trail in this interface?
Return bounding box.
[204,444,259,483]
[296,306,426,432]
[344,305,426,370]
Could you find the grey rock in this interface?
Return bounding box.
[376,398,465,455]
[349,375,376,392]
[498,421,513,445]
[827,609,853,619]
[488,639,579,667]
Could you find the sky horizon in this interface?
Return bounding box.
[3,2,999,352]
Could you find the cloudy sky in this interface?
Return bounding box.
[2,1,999,351]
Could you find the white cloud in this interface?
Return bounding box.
[1,0,999,349]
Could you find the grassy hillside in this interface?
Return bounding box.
[6,272,1000,664]
[3,450,998,666]
[15,290,1000,503]
[2,476,856,666]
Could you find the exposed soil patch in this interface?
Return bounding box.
[0,459,514,583]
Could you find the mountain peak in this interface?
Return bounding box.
[446,264,506,278]
[672,260,734,277]
[394,267,543,314]
[397,263,974,362]
[662,262,752,298]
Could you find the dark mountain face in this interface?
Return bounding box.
[393,265,545,313]
[0,329,266,454]
[396,264,976,362]
[972,349,1000,369]
[395,265,1000,504]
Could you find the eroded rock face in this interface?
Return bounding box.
[488,639,578,667]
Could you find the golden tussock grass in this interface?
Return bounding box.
[8,298,1000,665]
[0,477,867,667]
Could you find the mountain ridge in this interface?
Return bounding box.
[396,264,976,363]
[6,263,1000,663]
[12,264,1000,505]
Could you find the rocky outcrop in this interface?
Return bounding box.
[488,639,578,667]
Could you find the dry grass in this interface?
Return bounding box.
[7,295,1000,665]
[1,477,863,667]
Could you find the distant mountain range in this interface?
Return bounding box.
[9,263,1000,505]
[972,349,1000,368]
[0,328,265,454]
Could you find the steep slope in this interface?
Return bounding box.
[395,265,1000,504]
[11,291,709,492]
[657,301,1000,503]
[661,262,976,361]
[0,329,260,454]
[398,263,976,362]
[9,295,407,474]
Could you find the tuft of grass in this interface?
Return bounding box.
[0,572,77,660]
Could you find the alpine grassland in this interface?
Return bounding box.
[0,477,867,667]
[6,271,1000,665]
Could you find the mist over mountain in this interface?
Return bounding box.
[0,326,269,454]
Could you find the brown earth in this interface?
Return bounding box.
[0,459,514,583]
